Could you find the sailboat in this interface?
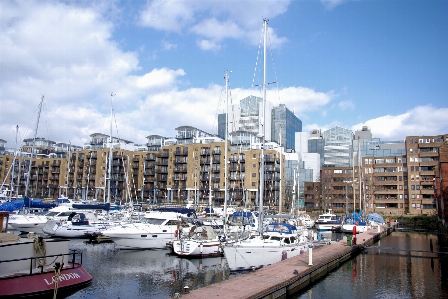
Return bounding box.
[42,93,121,238]
[222,19,310,271]
[172,70,233,257]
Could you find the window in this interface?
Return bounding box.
[411,166,414,171]
[252,182,256,186]
[252,173,256,177]
[416,185,420,190]
[411,185,415,190]
[253,164,256,168]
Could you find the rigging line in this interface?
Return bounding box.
[228,81,238,135]
[41,101,53,144]
[112,105,122,144]
[267,27,281,105]
[252,22,264,89]
[212,85,226,135]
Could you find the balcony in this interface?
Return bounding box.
[173,166,187,173]
[174,148,188,156]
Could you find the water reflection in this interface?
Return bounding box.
[66,240,229,299]
[64,231,448,299]
[294,231,448,299]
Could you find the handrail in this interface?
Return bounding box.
[0,250,83,277]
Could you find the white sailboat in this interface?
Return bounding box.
[172,70,233,257]
[223,19,310,271]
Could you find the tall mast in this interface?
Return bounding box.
[25,95,44,198]
[11,125,18,198]
[258,18,268,235]
[352,147,356,213]
[66,141,71,197]
[224,70,230,233]
[278,126,282,218]
[358,136,362,213]
[107,92,114,203]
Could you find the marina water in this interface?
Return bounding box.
[65,230,448,299]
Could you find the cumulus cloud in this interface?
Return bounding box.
[352,106,448,141]
[138,0,290,50]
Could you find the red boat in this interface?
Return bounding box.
[0,233,92,298]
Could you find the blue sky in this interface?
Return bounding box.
[1,0,447,148]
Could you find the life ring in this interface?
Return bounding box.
[174,230,178,238]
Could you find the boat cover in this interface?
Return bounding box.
[72,202,111,211]
[153,207,197,217]
[366,213,385,224]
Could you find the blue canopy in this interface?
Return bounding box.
[0,199,24,212]
[367,213,385,224]
[23,196,56,209]
[72,202,111,211]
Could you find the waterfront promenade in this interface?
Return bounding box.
[175,224,395,299]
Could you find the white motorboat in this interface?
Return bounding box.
[314,209,342,231]
[42,211,114,238]
[223,222,310,271]
[101,208,195,249]
[8,205,73,234]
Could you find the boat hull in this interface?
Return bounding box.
[108,235,174,249]
[172,239,223,257]
[315,223,342,231]
[341,224,369,234]
[0,263,92,298]
[223,242,308,271]
[43,220,110,238]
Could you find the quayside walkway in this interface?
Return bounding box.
[174,224,396,299]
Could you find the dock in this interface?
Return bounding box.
[174,224,395,299]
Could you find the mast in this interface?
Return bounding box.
[358,136,362,214]
[208,150,213,211]
[278,126,282,220]
[10,125,18,198]
[25,95,44,199]
[66,141,71,198]
[352,147,356,213]
[224,70,230,233]
[258,18,268,236]
[107,92,114,204]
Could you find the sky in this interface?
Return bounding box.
[1,0,447,149]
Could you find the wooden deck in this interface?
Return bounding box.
[174,224,395,299]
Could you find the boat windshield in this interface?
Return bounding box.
[143,218,166,225]
[45,211,59,217]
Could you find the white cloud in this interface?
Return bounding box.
[352,106,448,141]
[321,0,346,10]
[138,0,290,50]
[197,39,221,51]
[338,100,355,110]
[161,40,177,50]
